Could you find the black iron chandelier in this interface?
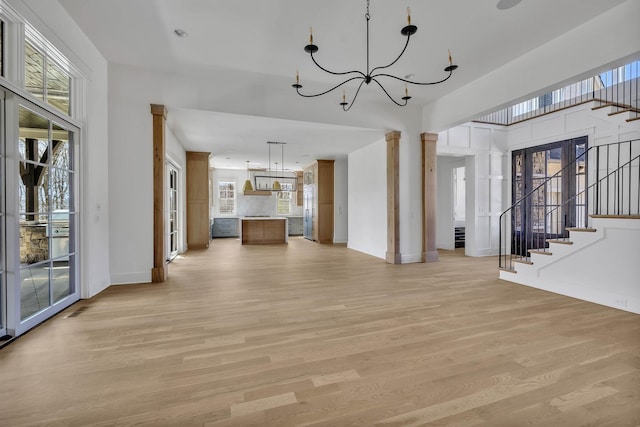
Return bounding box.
[292,0,458,111]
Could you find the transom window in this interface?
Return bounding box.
[24,37,71,116]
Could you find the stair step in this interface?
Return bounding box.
[566,228,597,232]
[608,108,640,116]
[546,239,573,245]
[499,267,517,274]
[592,101,633,111]
[592,103,615,111]
[627,116,640,123]
[529,250,552,256]
[514,259,534,265]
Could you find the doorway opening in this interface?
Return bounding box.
[453,166,466,249]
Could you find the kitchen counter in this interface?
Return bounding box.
[239,217,288,244]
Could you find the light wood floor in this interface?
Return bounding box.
[1,237,639,426]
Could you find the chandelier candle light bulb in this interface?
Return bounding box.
[292,0,458,110]
[340,88,348,107]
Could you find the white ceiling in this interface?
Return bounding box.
[168,109,383,170]
[58,0,627,169]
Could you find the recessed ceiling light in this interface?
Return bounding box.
[496,0,522,10]
[174,29,188,38]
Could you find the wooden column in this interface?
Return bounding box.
[386,131,401,264]
[422,132,439,263]
[150,104,168,282]
[186,152,211,249]
[316,160,335,244]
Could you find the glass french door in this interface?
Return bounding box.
[4,96,79,336]
[167,162,179,261]
[512,136,587,255]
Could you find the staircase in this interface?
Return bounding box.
[498,138,640,314]
[592,100,640,123]
[500,217,640,314]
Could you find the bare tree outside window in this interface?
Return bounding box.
[218,181,236,215]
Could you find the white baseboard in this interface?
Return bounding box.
[110,271,151,285]
[401,253,423,264]
[505,275,640,315]
[466,248,499,257]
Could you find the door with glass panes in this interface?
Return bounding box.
[10,99,79,336]
[511,136,587,255]
[167,163,179,261]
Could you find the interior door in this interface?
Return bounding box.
[167,163,179,261]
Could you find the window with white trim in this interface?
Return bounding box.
[24,36,71,117]
[217,181,236,215]
[276,183,294,215]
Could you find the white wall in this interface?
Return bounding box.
[348,139,386,259]
[108,65,155,284]
[8,0,111,297]
[437,125,507,257]
[506,102,640,153]
[503,218,640,314]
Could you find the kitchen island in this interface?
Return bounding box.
[239,217,288,244]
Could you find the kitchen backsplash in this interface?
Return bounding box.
[238,193,277,217]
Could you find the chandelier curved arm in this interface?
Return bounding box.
[309,50,367,79]
[294,76,364,98]
[372,68,455,86]
[342,78,368,111]
[369,34,412,76]
[370,78,410,107]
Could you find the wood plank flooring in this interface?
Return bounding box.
[1,237,639,426]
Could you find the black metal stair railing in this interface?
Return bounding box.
[499,139,640,271]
